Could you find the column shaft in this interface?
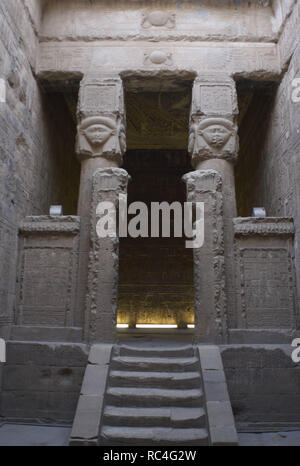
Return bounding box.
[187,74,239,341]
[183,170,226,342]
[75,75,127,340]
[86,168,130,343]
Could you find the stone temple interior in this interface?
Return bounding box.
[0,0,300,446]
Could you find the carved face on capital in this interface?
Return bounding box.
[81,117,117,148]
[189,118,235,155]
[84,123,115,147]
[200,124,232,149]
[77,115,126,160]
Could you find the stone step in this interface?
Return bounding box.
[106,386,203,407]
[103,406,206,428]
[118,345,195,359]
[109,370,202,389]
[111,356,199,372]
[100,426,209,446]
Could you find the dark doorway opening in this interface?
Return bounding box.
[118,150,194,328]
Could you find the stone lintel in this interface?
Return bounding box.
[234,217,295,237]
[19,216,81,234]
[37,42,281,80]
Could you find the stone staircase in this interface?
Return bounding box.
[70,342,238,446]
[99,344,209,445]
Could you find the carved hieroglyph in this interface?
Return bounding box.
[141,11,176,29]
[144,50,173,66]
[18,217,80,327]
[233,218,296,330]
[76,76,126,166]
[78,77,125,116]
[190,76,239,117]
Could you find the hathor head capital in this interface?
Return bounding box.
[80,116,117,147]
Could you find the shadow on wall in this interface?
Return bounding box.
[235,80,277,217]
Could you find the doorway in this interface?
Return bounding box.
[118,78,195,329]
[118,149,194,328]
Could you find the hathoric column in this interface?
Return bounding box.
[184,74,239,342]
[76,75,130,343]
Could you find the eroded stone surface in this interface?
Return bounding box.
[183,170,226,342]
[17,216,80,328]
[234,218,296,330]
[86,168,130,343]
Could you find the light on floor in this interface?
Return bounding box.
[117,323,194,329]
[135,324,178,329]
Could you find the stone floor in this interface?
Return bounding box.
[1,423,300,446]
[0,423,71,446]
[238,431,300,446]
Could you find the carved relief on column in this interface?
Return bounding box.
[76,76,126,166]
[188,75,239,169]
[86,168,130,343]
[183,170,227,343]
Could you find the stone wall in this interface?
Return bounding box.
[226,1,300,424]
[256,1,300,316]
[0,341,88,424]
[256,8,300,219]
[0,0,80,333]
[235,0,300,319]
[17,216,80,329]
[222,345,300,429]
[235,83,275,217]
[231,218,296,339]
